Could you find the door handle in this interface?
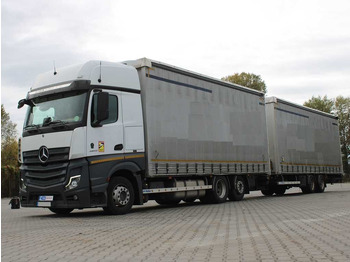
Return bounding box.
[114,144,123,151]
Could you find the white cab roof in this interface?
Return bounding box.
[31,60,140,91]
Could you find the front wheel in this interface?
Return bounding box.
[228,176,245,201]
[104,176,134,215]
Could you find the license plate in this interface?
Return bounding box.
[37,202,51,207]
[38,195,54,201]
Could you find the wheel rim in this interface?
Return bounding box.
[236,180,244,194]
[112,184,130,206]
[216,179,227,198]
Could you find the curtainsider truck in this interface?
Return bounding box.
[17,58,343,215]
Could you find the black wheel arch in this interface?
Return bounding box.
[107,162,143,205]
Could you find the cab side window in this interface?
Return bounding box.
[91,94,118,125]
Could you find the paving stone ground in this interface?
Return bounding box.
[2,183,350,262]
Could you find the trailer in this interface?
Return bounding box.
[18,58,343,215]
[264,97,343,195]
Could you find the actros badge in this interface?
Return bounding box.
[38,146,50,163]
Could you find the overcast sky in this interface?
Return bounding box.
[2,0,350,136]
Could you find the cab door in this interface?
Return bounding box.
[86,90,124,157]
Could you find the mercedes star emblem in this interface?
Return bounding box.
[38,146,49,163]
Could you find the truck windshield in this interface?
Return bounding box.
[24,91,87,128]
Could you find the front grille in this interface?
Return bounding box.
[22,147,70,187]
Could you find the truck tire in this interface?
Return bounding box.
[49,208,74,215]
[315,175,326,193]
[228,176,245,201]
[200,176,229,204]
[104,176,134,215]
[212,176,229,203]
[301,175,316,194]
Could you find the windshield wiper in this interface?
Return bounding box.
[43,120,69,129]
[24,124,42,133]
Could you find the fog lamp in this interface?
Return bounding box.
[66,175,81,190]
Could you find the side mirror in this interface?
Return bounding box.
[18,99,34,109]
[92,92,109,127]
[17,99,27,109]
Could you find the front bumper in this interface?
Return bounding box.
[20,158,96,209]
[20,185,91,209]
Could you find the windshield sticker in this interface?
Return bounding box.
[98,141,105,152]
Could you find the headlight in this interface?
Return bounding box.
[65,175,81,190]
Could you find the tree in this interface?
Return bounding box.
[1,104,19,197]
[334,96,350,175]
[1,104,17,147]
[222,72,267,94]
[303,95,333,114]
[303,96,350,175]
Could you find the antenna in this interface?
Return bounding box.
[98,61,102,83]
[53,61,57,75]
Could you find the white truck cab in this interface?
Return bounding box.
[19,61,145,214]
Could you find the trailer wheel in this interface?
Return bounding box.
[228,176,245,201]
[274,187,286,196]
[49,208,74,215]
[315,175,326,193]
[104,176,134,215]
[301,175,316,194]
